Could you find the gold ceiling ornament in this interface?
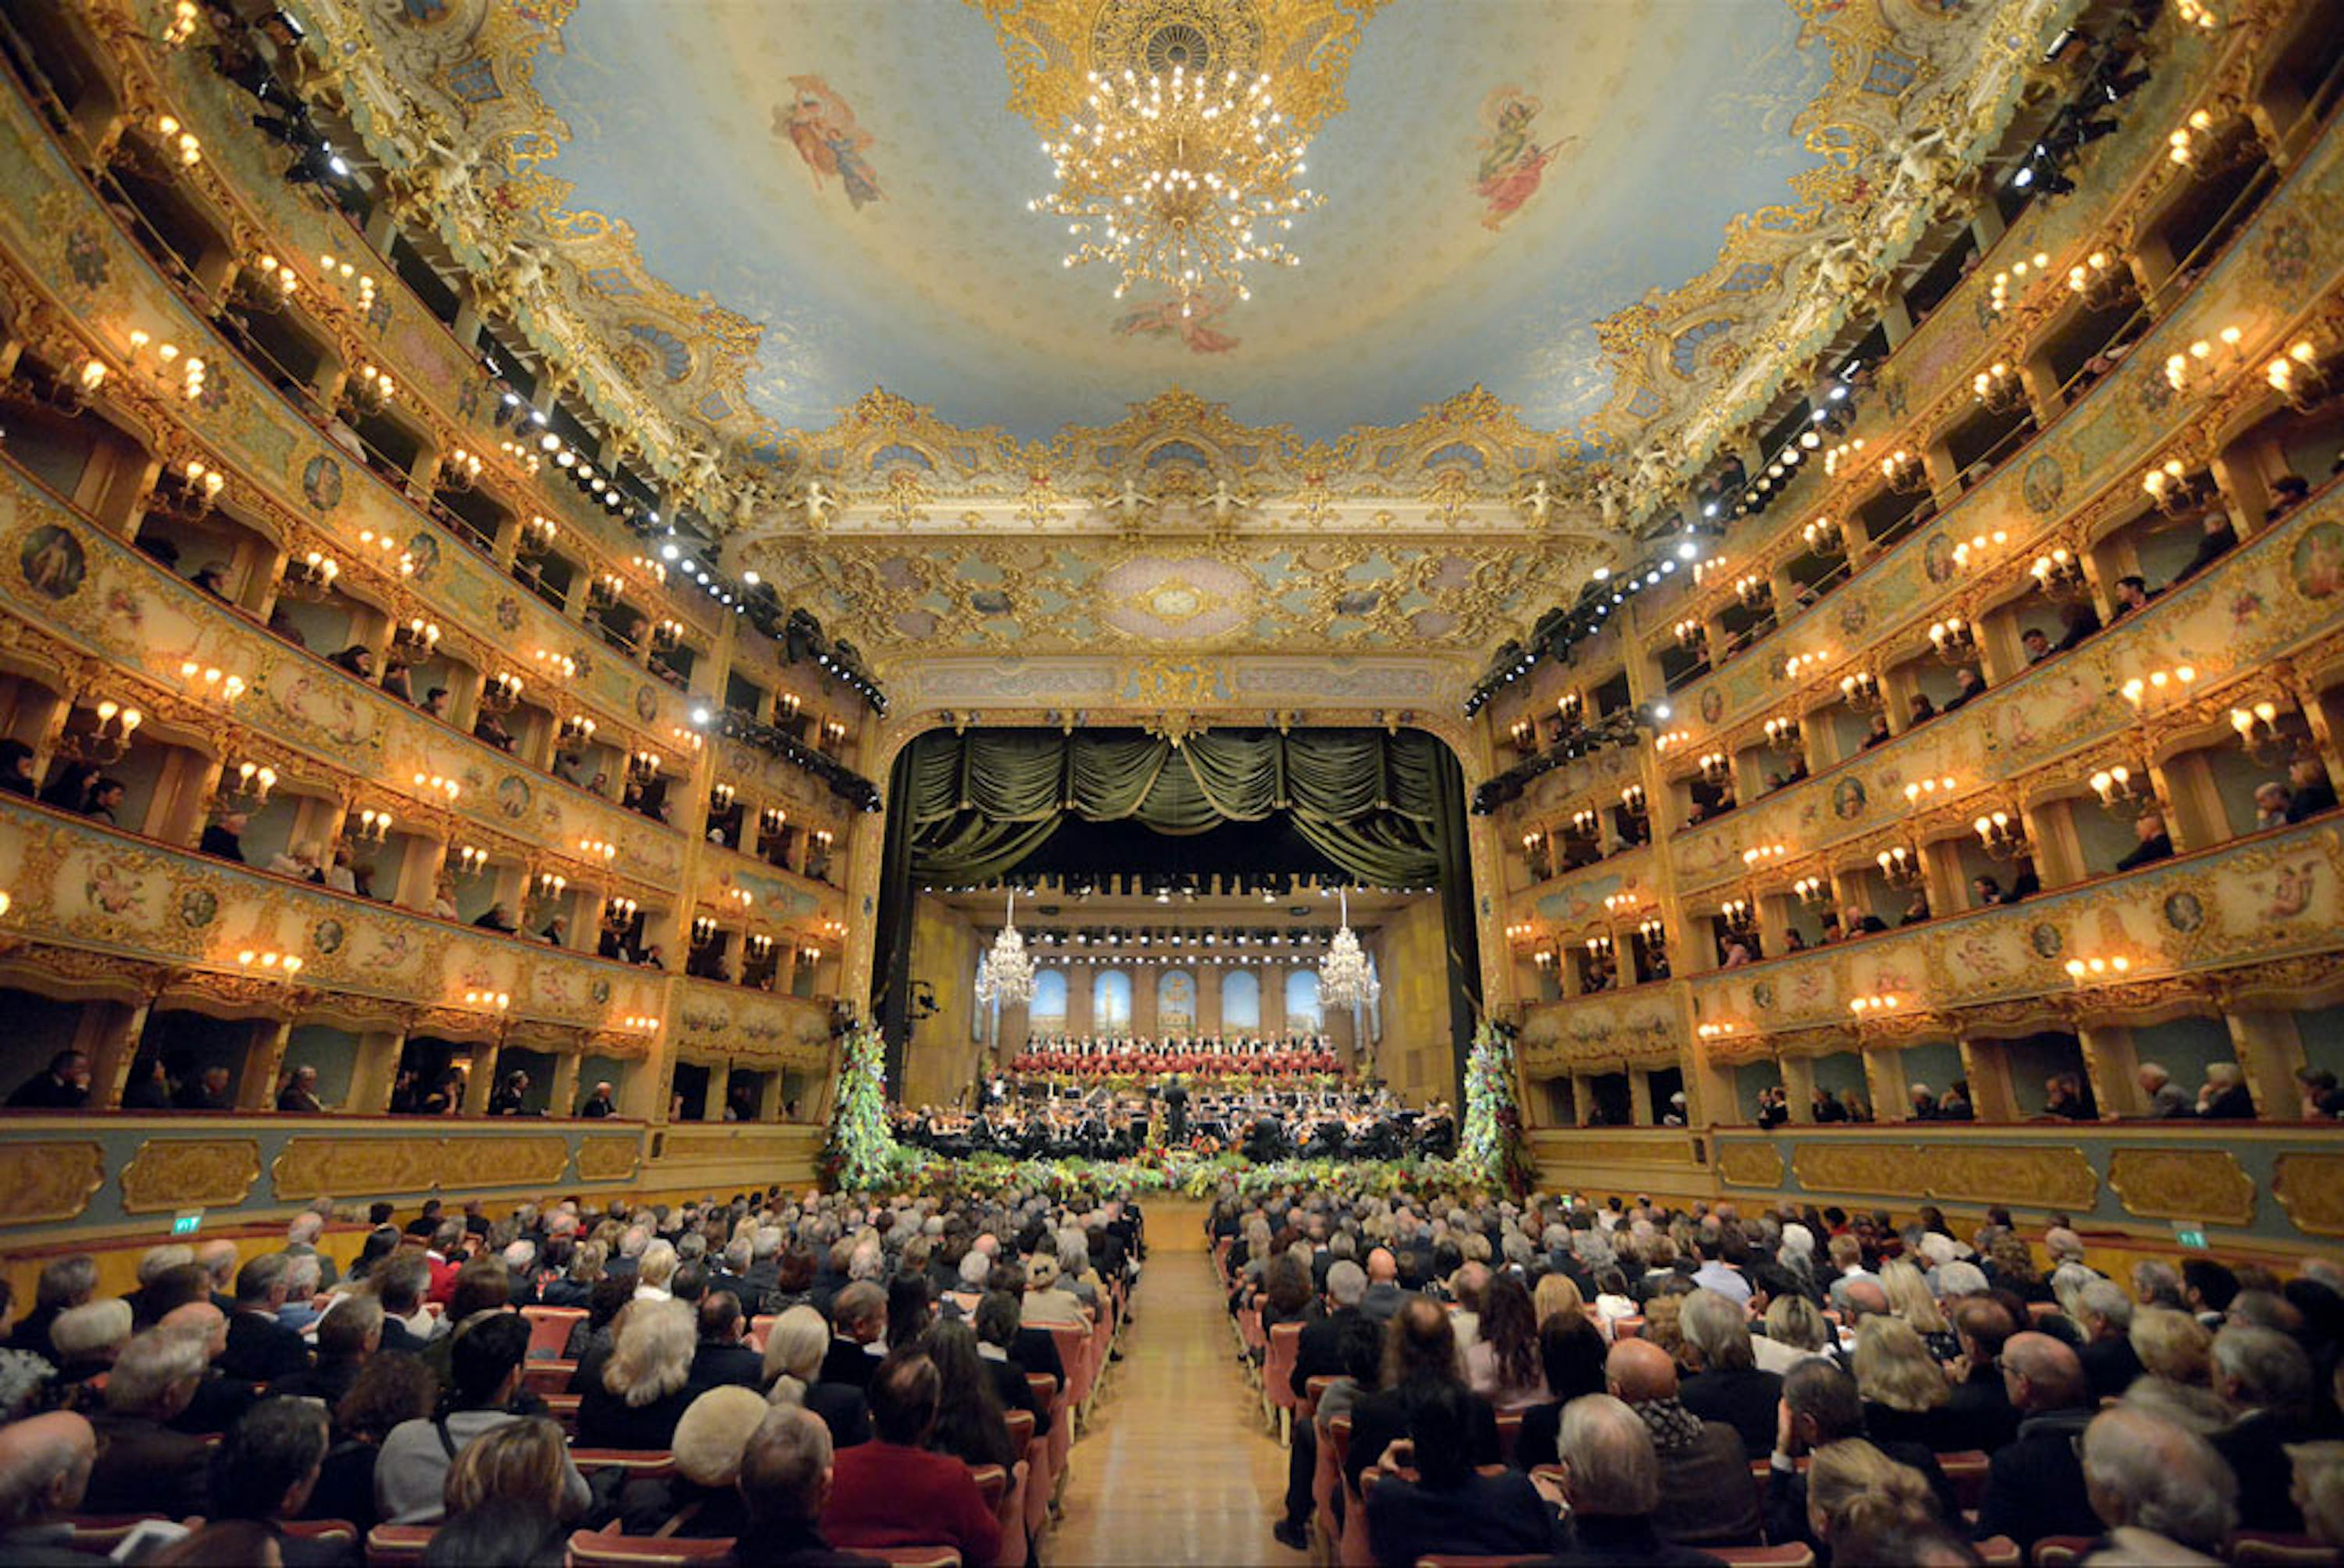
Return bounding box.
[1030,61,1320,312]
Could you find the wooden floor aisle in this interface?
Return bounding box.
[1049,1252,1308,1566]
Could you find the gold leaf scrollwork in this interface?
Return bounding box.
[119,1138,262,1214]
[1715,1141,1786,1189]
[2274,1153,2344,1237]
[1790,1141,2098,1210]
[2106,1148,2256,1229]
[577,1134,641,1182]
[0,1141,105,1223]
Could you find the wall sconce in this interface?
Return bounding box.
[2164,325,2243,391]
[747,933,774,958]
[71,700,143,763]
[813,830,835,848]
[1585,934,1614,959]
[2167,107,2221,170]
[711,783,737,812]
[1903,775,1959,806]
[1741,842,1788,868]
[581,838,618,863]
[463,988,511,1012]
[152,113,202,166]
[499,437,544,477]
[603,895,638,927]
[2064,954,2135,985]
[220,761,277,807]
[1949,527,2010,570]
[30,354,109,416]
[1971,361,2025,411]
[1548,691,1582,730]
[2174,0,2220,27]
[354,528,416,577]
[534,871,569,901]
[1603,891,1639,916]
[122,331,203,402]
[1719,898,1755,933]
[2029,548,2088,600]
[1763,716,1801,752]
[2141,459,2206,516]
[161,0,202,46]
[1802,516,1843,556]
[1879,448,1925,494]
[440,448,484,491]
[454,845,489,877]
[2089,763,2155,816]
[1875,845,1924,887]
[627,751,663,783]
[1792,874,1828,905]
[651,619,686,652]
[1823,438,1866,480]
[346,363,396,413]
[1570,809,1601,838]
[178,661,247,705]
[2229,700,2290,764]
[1506,920,1535,944]
[155,459,227,520]
[350,807,393,843]
[1673,619,1707,652]
[1973,809,2028,858]
[778,692,805,720]
[2067,250,2129,309]
[1986,252,2051,316]
[1733,573,1771,609]
[558,715,598,746]
[1695,1021,1740,1041]
[1838,671,1882,712]
[1509,719,1534,749]
[1531,948,1555,969]
[392,618,440,655]
[1697,751,1731,786]
[316,252,377,312]
[1928,616,1978,662]
[2266,341,2330,412]
[1848,992,1902,1016]
[1783,648,1830,681]
[520,516,559,556]
[235,948,303,977]
[621,1013,659,1032]
[482,673,523,713]
[1620,784,1648,818]
[410,771,461,802]
[2119,665,2197,709]
[759,807,788,838]
[1653,727,1691,754]
[691,916,720,946]
[823,720,849,745]
[1637,917,1667,948]
[234,253,300,314]
[589,573,625,608]
[282,550,340,600]
[534,650,577,680]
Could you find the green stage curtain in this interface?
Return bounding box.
[902,729,1446,885]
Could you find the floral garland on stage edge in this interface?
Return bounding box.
[860,1150,1488,1203]
[1461,1020,1536,1198]
[818,1022,923,1190]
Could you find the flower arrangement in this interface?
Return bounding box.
[1461,1020,1536,1197]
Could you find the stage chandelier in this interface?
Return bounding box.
[1028,64,1320,314]
[975,888,1038,1007]
[1317,887,1380,1009]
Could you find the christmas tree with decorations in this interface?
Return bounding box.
[1461,1020,1535,1196]
[819,1020,912,1191]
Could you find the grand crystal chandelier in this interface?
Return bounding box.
[1318,886,1380,1009]
[1027,64,1320,313]
[975,888,1038,1006]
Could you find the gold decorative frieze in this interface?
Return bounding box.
[2106,1148,2256,1229]
[0,1141,106,1223]
[2274,1153,2344,1237]
[1715,1141,1787,1189]
[119,1138,262,1214]
[273,1137,446,1202]
[1791,1141,2098,1211]
[577,1134,642,1183]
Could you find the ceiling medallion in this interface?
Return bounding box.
[1028,45,1320,313]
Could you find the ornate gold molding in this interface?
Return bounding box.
[2274,1153,2344,1237]
[1714,1141,1786,1189]
[1791,1141,2098,1210]
[576,1134,641,1183]
[119,1138,262,1214]
[2106,1147,2256,1229]
[0,1141,106,1223]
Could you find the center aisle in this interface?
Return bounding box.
[1049,1251,1307,1566]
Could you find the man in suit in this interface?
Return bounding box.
[1291,1260,1369,1399]
[2210,1324,2318,1530]
[2072,1279,2142,1401]
[1359,1248,1408,1323]
[1762,1359,1956,1553]
[281,1209,340,1291]
[270,1294,378,1409]
[1607,1338,1762,1547]
[1972,1333,2103,1548]
[1677,1288,1782,1459]
[820,1281,885,1389]
[0,1409,100,1565]
[372,1255,435,1356]
[708,1236,763,1318]
[689,1291,767,1394]
[155,1302,257,1437]
[85,1328,213,1516]
[731,1405,880,1568]
[220,1254,311,1384]
[1542,1395,1722,1566]
[1943,1297,2021,1453]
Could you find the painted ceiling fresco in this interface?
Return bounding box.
[321,0,2041,474]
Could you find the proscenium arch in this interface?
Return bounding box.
[868,723,1488,1104]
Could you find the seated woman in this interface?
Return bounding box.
[1464,1274,1549,1411]
[1361,1381,1564,1568]
[1852,1316,1966,1452]
[577,1298,698,1452]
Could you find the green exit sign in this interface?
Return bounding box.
[2174,1227,2208,1250]
[171,1211,202,1236]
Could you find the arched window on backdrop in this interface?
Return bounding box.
[1095,969,1133,1032]
[1031,968,1068,1028]
[970,955,986,1041]
[1367,956,1383,1042]
[1221,969,1260,1030]
[1285,968,1323,1031]
[1158,968,1196,1031]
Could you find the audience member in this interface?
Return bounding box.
[1362,1380,1564,1568]
[820,1351,1001,1566]
[1544,1394,1722,1566]
[86,1327,213,1515]
[2079,1405,2238,1563]
[732,1405,886,1568]
[1604,1337,1761,1545]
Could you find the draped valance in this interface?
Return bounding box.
[898,728,1452,885]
